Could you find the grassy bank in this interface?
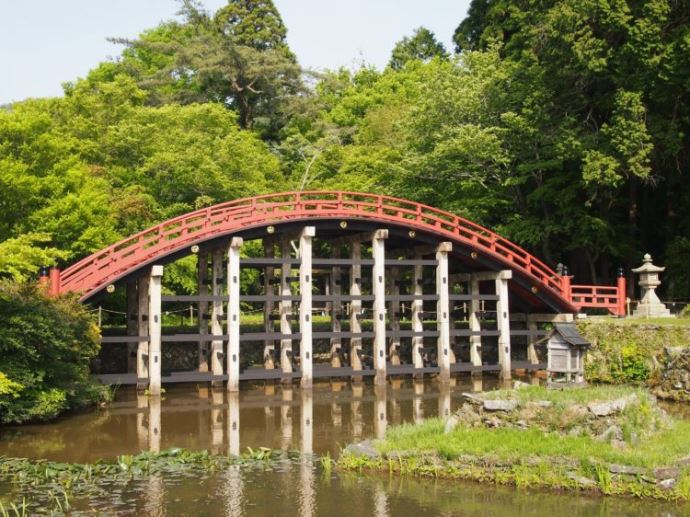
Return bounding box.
[339,386,690,501]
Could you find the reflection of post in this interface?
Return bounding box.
[227,237,243,392]
[223,465,244,517]
[472,376,483,393]
[438,383,451,419]
[331,400,342,427]
[211,390,224,454]
[349,242,363,372]
[281,387,293,450]
[148,395,161,453]
[299,459,316,517]
[350,383,363,440]
[144,475,165,517]
[413,381,424,424]
[372,230,388,385]
[301,390,313,455]
[374,483,389,517]
[374,385,387,439]
[137,393,148,451]
[227,391,240,456]
[390,379,402,425]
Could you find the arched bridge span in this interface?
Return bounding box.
[56,191,586,313]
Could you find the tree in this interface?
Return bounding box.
[112,0,303,138]
[389,27,448,70]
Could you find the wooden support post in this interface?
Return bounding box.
[412,256,424,371]
[280,239,293,378]
[469,276,482,371]
[495,270,513,380]
[436,242,452,383]
[227,237,243,392]
[148,265,163,396]
[372,229,388,385]
[211,250,224,383]
[197,252,209,372]
[527,321,539,365]
[349,241,363,373]
[137,275,150,387]
[126,280,138,373]
[388,267,401,365]
[330,247,342,367]
[263,240,275,369]
[299,227,315,388]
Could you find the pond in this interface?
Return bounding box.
[1,377,688,515]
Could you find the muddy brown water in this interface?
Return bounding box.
[1,377,689,516]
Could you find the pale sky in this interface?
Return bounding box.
[1,0,470,105]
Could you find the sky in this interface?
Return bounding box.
[1,0,471,105]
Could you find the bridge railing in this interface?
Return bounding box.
[568,275,626,317]
[59,191,575,304]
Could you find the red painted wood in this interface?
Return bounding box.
[56,191,597,311]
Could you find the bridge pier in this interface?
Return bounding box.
[197,252,209,373]
[495,270,513,380]
[280,238,293,380]
[299,227,315,388]
[411,254,424,374]
[349,241,363,374]
[227,237,243,392]
[469,274,482,372]
[148,265,163,396]
[137,275,150,387]
[126,280,137,373]
[372,229,388,385]
[388,267,401,366]
[211,250,225,386]
[436,242,452,383]
[329,246,342,368]
[263,239,275,369]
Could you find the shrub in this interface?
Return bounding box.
[0,281,103,424]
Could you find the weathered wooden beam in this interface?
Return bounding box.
[436,242,452,383]
[211,250,224,384]
[388,267,401,366]
[226,237,243,392]
[299,226,315,388]
[496,270,512,380]
[372,229,388,385]
[148,265,163,396]
[469,275,482,371]
[137,275,150,385]
[126,280,138,373]
[350,241,363,372]
[330,247,342,367]
[411,254,424,370]
[280,239,293,378]
[197,252,209,373]
[263,239,275,369]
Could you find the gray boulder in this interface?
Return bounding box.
[588,394,637,417]
[483,399,518,412]
[344,440,379,459]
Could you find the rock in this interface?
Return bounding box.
[444,415,460,434]
[659,478,676,490]
[485,416,503,428]
[587,394,637,417]
[515,420,528,429]
[565,404,590,419]
[567,426,582,437]
[566,472,597,488]
[384,450,413,460]
[608,464,646,476]
[654,467,680,480]
[462,392,484,406]
[678,455,690,466]
[513,380,531,390]
[483,399,518,412]
[599,425,623,442]
[344,440,379,459]
[456,403,482,426]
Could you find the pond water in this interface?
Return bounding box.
[1,377,689,516]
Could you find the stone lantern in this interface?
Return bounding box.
[631,254,671,318]
[543,322,590,386]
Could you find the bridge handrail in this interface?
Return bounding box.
[59,191,566,299]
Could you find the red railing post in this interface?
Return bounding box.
[616,267,627,317]
[561,266,572,302]
[38,266,50,291]
[49,267,61,297]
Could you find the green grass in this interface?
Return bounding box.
[481,384,640,405]
[377,418,690,468]
[586,315,690,327]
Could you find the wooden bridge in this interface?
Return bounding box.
[41,191,626,393]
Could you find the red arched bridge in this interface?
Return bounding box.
[43,191,625,390]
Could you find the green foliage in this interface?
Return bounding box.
[389,27,448,70]
[0,281,103,423]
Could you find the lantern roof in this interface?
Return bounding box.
[632,253,665,274]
